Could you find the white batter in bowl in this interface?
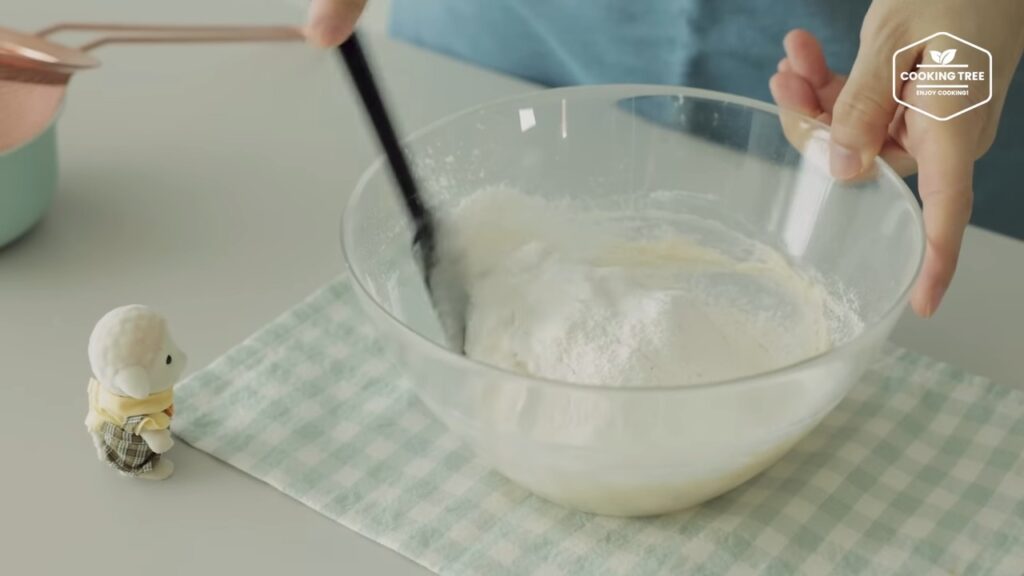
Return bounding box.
[450,186,859,389]
[431,186,863,515]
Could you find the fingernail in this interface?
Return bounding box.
[928,283,949,317]
[829,141,861,179]
[921,300,935,318]
[316,28,340,47]
[304,22,343,47]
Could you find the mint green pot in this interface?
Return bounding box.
[0,120,57,247]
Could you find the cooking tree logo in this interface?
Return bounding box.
[892,32,992,121]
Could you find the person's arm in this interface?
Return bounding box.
[306,0,367,47]
[771,0,1024,317]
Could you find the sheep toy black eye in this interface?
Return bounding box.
[166,355,172,365]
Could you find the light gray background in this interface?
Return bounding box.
[1,1,1020,575]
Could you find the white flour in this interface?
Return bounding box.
[446,186,848,387]
[432,186,862,515]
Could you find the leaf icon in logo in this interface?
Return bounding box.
[929,49,958,65]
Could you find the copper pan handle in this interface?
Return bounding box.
[34,23,304,52]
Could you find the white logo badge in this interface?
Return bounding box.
[892,32,992,121]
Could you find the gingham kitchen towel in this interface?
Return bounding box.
[173,276,1024,575]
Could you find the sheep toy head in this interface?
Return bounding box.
[88,305,187,399]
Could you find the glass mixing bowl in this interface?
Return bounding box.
[342,85,924,517]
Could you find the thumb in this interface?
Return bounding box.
[910,132,974,317]
[306,0,367,47]
[828,33,902,179]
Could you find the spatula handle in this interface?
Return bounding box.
[338,32,435,250]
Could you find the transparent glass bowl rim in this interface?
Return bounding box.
[341,84,926,394]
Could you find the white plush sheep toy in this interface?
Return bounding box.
[85,305,187,480]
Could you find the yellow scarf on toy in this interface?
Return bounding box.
[85,378,174,435]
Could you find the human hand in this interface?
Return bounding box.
[305,0,367,47]
[770,1,1024,317]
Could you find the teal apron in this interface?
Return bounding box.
[391,0,1024,239]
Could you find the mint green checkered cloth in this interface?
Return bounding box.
[173,276,1024,575]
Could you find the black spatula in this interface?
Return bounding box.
[338,32,466,351]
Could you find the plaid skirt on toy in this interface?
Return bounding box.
[96,415,159,475]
